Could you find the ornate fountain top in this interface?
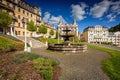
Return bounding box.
[61,26,74,42]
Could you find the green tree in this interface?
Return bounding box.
[0,11,13,27]
[49,29,54,35]
[27,21,37,31]
[109,23,120,32]
[38,25,47,37]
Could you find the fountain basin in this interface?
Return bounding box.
[48,44,87,53]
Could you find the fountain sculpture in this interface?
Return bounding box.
[48,27,87,53]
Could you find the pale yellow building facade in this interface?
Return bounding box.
[0,0,41,37]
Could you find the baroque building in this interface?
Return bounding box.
[0,0,41,37]
[58,20,78,37]
[81,25,109,43]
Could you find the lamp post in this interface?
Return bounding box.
[22,18,28,52]
[58,29,60,44]
[57,25,60,44]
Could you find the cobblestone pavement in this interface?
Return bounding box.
[31,47,110,80]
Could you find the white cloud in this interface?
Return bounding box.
[80,2,88,9]
[107,14,116,22]
[49,16,67,24]
[43,12,67,25]
[107,0,120,22]
[43,12,51,23]
[90,0,111,18]
[71,2,87,21]
[59,16,67,24]
[111,1,120,15]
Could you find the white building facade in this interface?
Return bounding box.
[108,31,120,45]
[83,25,109,43]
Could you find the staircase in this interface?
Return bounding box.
[16,36,46,48]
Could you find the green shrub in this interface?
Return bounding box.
[33,57,59,80]
[12,53,39,64]
[40,69,53,80]
[15,43,24,51]
[33,57,46,69]
[52,60,59,67]
[101,42,112,45]
[33,57,59,69]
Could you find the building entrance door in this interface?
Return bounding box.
[0,28,3,34]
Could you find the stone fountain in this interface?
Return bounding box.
[48,27,87,53]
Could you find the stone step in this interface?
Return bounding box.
[16,36,46,48]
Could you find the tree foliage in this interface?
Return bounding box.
[0,11,13,27]
[27,21,37,32]
[38,25,47,34]
[109,24,120,32]
[49,29,54,35]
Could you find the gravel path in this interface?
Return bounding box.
[31,47,110,80]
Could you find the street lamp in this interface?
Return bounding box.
[58,29,60,44]
[57,25,60,44]
[22,18,28,52]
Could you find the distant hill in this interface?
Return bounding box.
[109,23,120,32]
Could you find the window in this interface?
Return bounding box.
[18,8,20,12]
[27,12,29,16]
[18,23,20,27]
[7,2,10,7]
[18,15,20,19]
[0,28,3,34]
[23,32,25,35]
[23,23,25,28]
[23,10,25,14]
[18,31,20,35]
[13,5,15,10]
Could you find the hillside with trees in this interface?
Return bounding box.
[109,23,120,32]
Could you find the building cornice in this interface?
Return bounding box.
[7,0,41,16]
[0,2,14,12]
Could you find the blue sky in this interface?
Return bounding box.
[25,0,120,32]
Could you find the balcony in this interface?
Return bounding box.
[0,2,14,12]
[36,18,41,22]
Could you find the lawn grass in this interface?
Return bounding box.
[0,35,24,52]
[0,36,15,52]
[86,43,120,80]
[39,38,63,44]
[0,34,22,42]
